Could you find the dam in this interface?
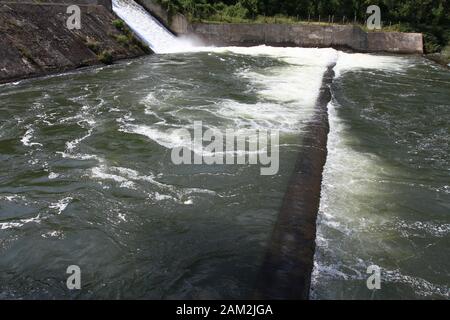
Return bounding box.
[112,0,191,53]
[0,0,449,300]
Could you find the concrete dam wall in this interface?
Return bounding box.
[0,1,148,84]
[186,23,423,54]
[135,0,423,54]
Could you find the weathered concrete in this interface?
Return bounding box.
[185,23,423,54]
[0,2,149,83]
[254,65,335,300]
[367,31,423,53]
[135,0,188,35]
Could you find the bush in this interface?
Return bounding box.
[85,37,100,53]
[112,19,126,31]
[239,0,258,19]
[131,37,152,54]
[424,33,442,53]
[97,50,113,65]
[115,34,130,47]
[18,46,37,64]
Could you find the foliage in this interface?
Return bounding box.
[115,34,130,46]
[112,19,126,31]
[17,46,37,64]
[97,50,113,65]
[112,19,152,54]
[85,37,100,53]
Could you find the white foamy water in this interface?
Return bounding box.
[112,0,194,53]
[333,51,409,78]
[49,197,72,215]
[89,163,216,204]
[0,215,41,230]
[311,53,450,299]
[0,196,72,230]
[119,46,339,152]
[21,125,43,147]
[116,45,413,166]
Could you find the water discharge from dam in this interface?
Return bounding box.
[0,4,449,298]
[112,0,194,53]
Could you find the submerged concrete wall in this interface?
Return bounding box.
[0,2,149,83]
[186,23,423,54]
[255,65,335,300]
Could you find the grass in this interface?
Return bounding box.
[112,19,152,54]
[83,19,151,66]
[85,37,114,65]
[97,50,113,65]
[427,42,450,67]
[193,13,380,30]
[114,34,130,47]
[442,44,450,58]
[112,19,126,31]
[17,46,38,65]
[197,14,341,25]
[85,37,100,54]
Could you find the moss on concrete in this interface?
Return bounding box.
[0,3,151,83]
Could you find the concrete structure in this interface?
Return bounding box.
[129,0,424,54]
[255,65,335,300]
[367,31,424,53]
[136,0,188,35]
[0,2,148,83]
[186,23,423,54]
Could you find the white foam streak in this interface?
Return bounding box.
[21,126,42,147]
[119,123,190,150]
[89,164,215,204]
[205,46,337,67]
[0,215,41,230]
[49,197,72,215]
[65,128,93,152]
[333,51,408,78]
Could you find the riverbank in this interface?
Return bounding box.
[426,45,450,68]
[0,2,150,84]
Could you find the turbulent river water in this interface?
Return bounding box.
[0,47,448,299]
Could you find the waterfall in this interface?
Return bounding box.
[112,0,192,54]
